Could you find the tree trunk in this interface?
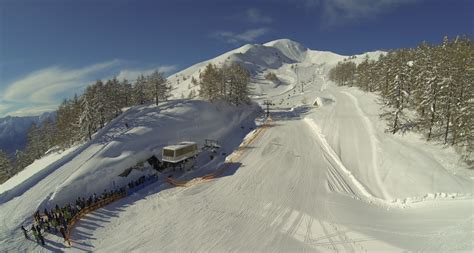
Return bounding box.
[427,83,438,141]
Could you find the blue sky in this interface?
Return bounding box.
[0,0,472,117]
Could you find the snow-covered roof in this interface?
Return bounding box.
[163,141,196,151]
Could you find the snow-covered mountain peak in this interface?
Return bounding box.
[166,38,385,99]
[264,38,308,62]
[264,38,307,51]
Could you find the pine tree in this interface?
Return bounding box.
[227,63,251,105]
[91,80,107,128]
[191,76,198,86]
[147,71,170,106]
[0,150,13,183]
[55,99,71,147]
[80,86,96,140]
[356,56,370,91]
[120,79,133,107]
[41,117,56,149]
[14,150,29,173]
[449,36,474,157]
[106,77,123,117]
[328,61,356,86]
[381,49,413,134]
[24,123,43,163]
[199,64,221,101]
[133,75,147,105]
[188,89,196,98]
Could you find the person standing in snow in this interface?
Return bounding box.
[21,225,29,239]
[51,216,59,233]
[62,218,68,231]
[36,225,45,246]
[45,220,51,233]
[31,226,40,244]
[59,226,67,241]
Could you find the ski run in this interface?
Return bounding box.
[1,39,472,252]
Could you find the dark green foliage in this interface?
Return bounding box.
[329,36,474,162]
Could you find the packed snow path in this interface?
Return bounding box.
[67,107,473,252]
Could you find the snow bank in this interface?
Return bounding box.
[308,85,473,201]
[48,100,260,207]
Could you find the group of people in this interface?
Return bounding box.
[21,174,157,247]
[127,175,154,190]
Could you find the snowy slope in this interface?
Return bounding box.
[167,38,384,102]
[0,100,260,251]
[1,38,472,252]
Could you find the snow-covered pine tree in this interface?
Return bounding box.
[147,70,170,106]
[228,63,250,105]
[24,123,43,163]
[55,99,70,147]
[329,36,472,160]
[199,64,221,101]
[120,79,133,108]
[55,97,80,147]
[356,56,370,91]
[71,94,82,141]
[188,89,196,98]
[91,80,108,128]
[40,117,56,149]
[448,36,474,157]
[191,76,198,86]
[411,41,442,141]
[366,58,379,93]
[328,61,356,86]
[0,150,13,183]
[14,150,28,174]
[380,49,412,134]
[80,86,96,140]
[220,66,229,101]
[437,36,458,144]
[133,75,147,105]
[106,77,123,117]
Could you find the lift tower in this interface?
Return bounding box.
[263,100,272,118]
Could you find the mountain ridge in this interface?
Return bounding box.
[0,112,55,157]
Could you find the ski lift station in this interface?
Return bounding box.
[162,142,199,163]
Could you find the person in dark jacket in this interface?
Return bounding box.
[21,225,29,239]
[59,226,67,241]
[36,226,45,246]
[31,226,40,244]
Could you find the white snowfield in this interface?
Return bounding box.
[1,39,472,252]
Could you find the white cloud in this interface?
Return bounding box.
[213,28,270,44]
[116,65,178,81]
[7,105,58,117]
[0,61,177,117]
[0,103,13,117]
[245,8,273,24]
[303,0,419,27]
[2,59,121,103]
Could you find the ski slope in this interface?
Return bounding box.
[1,39,472,252]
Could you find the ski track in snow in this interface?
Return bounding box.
[340,91,390,199]
[1,39,473,252]
[304,117,372,200]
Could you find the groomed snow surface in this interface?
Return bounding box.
[1,39,472,252]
